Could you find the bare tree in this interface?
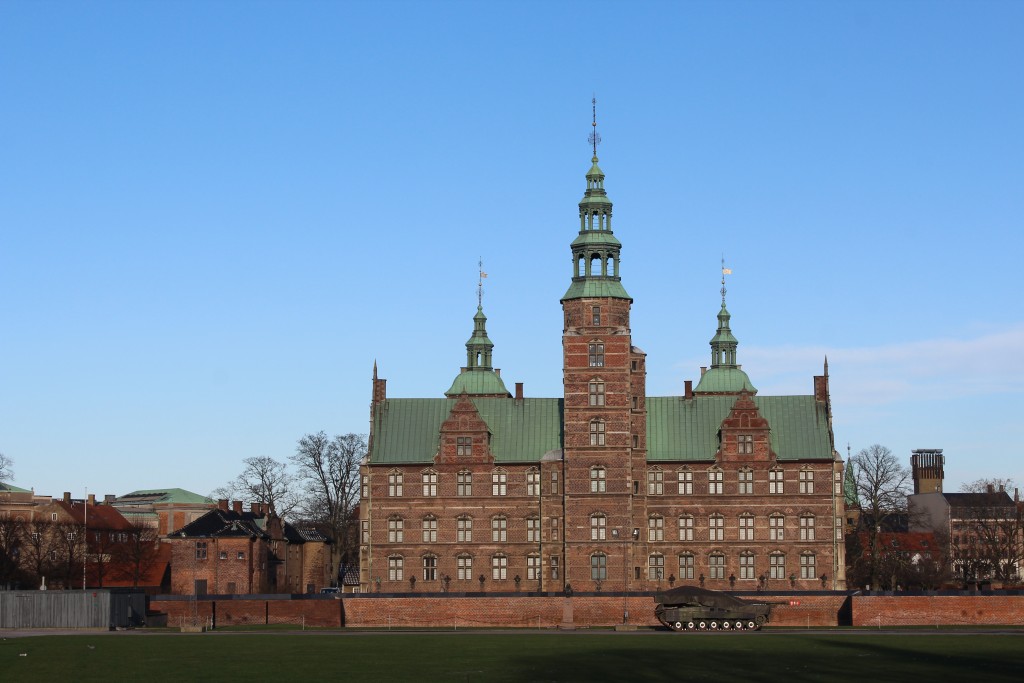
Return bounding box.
[214,456,298,518]
[21,518,58,589]
[0,515,26,588]
[949,488,1021,583]
[0,452,13,482]
[849,444,912,589]
[111,523,162,588]
[960,478,1015,494]
[291,432,366,581]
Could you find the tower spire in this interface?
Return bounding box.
[444,262,510,398]
[693,259,756,395]
[477,257,486,308]
[589,96,601,161]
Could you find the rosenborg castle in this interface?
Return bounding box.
[358,125,846,594]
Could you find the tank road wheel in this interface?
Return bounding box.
[698,621,707,630]
[709,621,719,630]
[755,615,767,630]
[735,621,744,630]
[673,621,684,632]
[722,621,731,630]
[686,621,696,631]
[746,621,756,630]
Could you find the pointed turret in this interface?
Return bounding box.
[446,265,511,398]
[694,264,757,395]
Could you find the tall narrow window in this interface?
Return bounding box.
[709,514,724,541]
[388,471,403,497]
[678,515,694,541]
[457,555,473,580]
[799,469,815,494]
[739,552,755,580]
[591,553,607,580]
[647,468,664,495]
[589,380,605,406]
[361,475,368,499]
[422,555,437,581]
[388,556,403,581]
[590,419,606,446]
[739,513,754,541]
[527,554,541,581]
[800,514,815,541]
[648,554,665,580]
[457,470,472,496]
[195,541,208,560]
[590,466,606,493]
[769,552,786,580]
[738,434,753,454]
[708,469,723,495]
[677,469,693,495]
[526,468,540,496]
[589,343,605,367]
[551,517,559,541]
[769,469,784,494]
[738,468,753,494]
[491,469,507,496]
[492,554,508,580]
[678,553,695,580]
[709,553,725,580]
[491,516,507,542]
[550,471,559,494]
[526,517,540,543]
[590,513,606,541]
[769,514,785,541]
[834,471,843,496]
[457,436,472,456]
[648,515,664,542]
[421,470,438,497]
[422,516,437,543]
[457,516,473,542]
[387,517,404,543]
[800,553,816,580]
[550,556,560,580]
[592,306,601,325]
[361,520,370,543]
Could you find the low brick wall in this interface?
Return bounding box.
[851,594,1024,627]
[150,596,343,628]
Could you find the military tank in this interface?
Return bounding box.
[654,586,773,631]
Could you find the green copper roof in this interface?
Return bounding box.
[646,395,832,462]
[369,398,564,464]
[0,481,31,493]
[118,488,214,505]
[571,231,621,248]
[844,460,858,507]
[693,367,757,394]
[562,279,631,301]
[445,369,510,397]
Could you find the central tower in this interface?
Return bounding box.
[561,101,648,590]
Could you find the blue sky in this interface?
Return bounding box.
[2,1,1021,499]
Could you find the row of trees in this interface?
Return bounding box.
[213,432,367,583]
[846,444,1023,590]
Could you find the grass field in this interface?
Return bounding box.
[2,631,1023,682]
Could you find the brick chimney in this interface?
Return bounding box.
[813,375,828,403]
[218,499,229,512]
[515,382,523,400]
[63,491,71,503]
[87,493,96,506]
[232,500,243,514]
[684,380,693,400]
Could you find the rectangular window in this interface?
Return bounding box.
[388,556,403,581]
[492,555,507,580]
[589,343,605,367]
[457,517,472,542]
[423,556,437,581]
[590,420,606,446]
[631,360,638,371]
[457,471,472,496]
[592,306,601,325]
[678,470,693,495]
[709,516,724,541]
[527,518,540,543]
[770,554,786,580]
[550,556,560,580]
[527,555,541,581]
[591,554,607,580]
[739,516,754,541]
[738,434,753,454]
[550,517,559,541]
[740,554,755,580]
[550,471,559,494]
[422,471,438,497]
[647,469,664,495]
[835,516,843,541]
[632,434,639,448]
[799,470,815,494]
[361,475,369,499]
[678,516,694,541]
[631,396,638,410]
[388,518,404,543]
[709,555,725,580]
[388,472,403,497]
[195,541,208,560]
[708,470,723,495]
[770,516,784,541]
[648,555,665,580]
[491,471,507,496]
[457,436,472,456]
[491,517,507,542]
[589,381,605,406]
[800,554,816,580]
[800,515,815,541]
[738,469,753,494]
[590,467,606,493]
[457,556,472,581]
[769,469,784,494]
[591,515,606,541]
[219,551,228,560]
[678,555,694,580]
[527,470,540,496]
[237,551,245,560]
[834,471,842,496]
[648,516,664,542]
[422,517,437,543]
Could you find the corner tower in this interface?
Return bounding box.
[561,100,647,591]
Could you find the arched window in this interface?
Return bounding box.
[769,468,784,494]
[709,514,724,541]
[708,468,723,495]
[387,517,404,543]
[648,514,664,542]
[491,468,507,496]
[709,553,726,580]
[800,552,816,580]
[769,514,785,541]
[590,513,606,541]
[457,515,473,542]
[677,468,693,495]
[738,467,753,494]
[799,468,815,494]
[388,470,403,497]
[590,254,602,277]
[492,554,508,580]
[739,513,754,541]
[422,554,438,581]
[590,419,606,446]
[422,515,437,543]
[678,515,694,541]
[526,468,540,496]
[457,470,472,496]
[648,554,665,580]
[800,514,815,541]
[739,551,755,580]
[678,553,695,580]
[591,553,607,580]
[491,516,507,542]
[769,552,786,580]
[388,555,403,581]
[590,466,606,493]
[589,380,605,406]
[421,469,438,497]
[456,554,473,581]
[647,467,664,495]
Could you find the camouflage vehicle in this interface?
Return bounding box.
[654,586,773,631]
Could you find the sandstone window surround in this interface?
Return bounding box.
[591,553,607,580]
[647,467,664,495]
[769,468,784,494]
[457,554,472,580]
[388,470,403,497]
[678,515,694,541]
[457,516,473,542]
[491,516,507,542]
[799,468,815,494]
[709,553,726,580]
[422,516,437,543]
[457,436,473,456]
[589,380,605,406]
[421,470,438,497]
[422,554,438,581]
[708,468,723,495]
[709,514,724,541]
[387,517,404,543]
[526,468,540,496]
[457,470,472,496]
[769,513,785,541]
[739,513,754,541]
[648,514,664,542]
[739,551,755,579]
[678,553,695,579]
[388,555,403,581]
[588,342,605,367]
[800,552,817,579]
[800,514,816,541]
[491,469,508,496]
[677,468,693,495]
[527,516,540,543]
[770,552,786,579]
[590,513,607,541]
[590,419,606,446]
[527,554,541,581]
[648,553,665,580]
[738,468,753,494]
[737,434,754,454]
[590,466,606,493]
[492,554,508,580]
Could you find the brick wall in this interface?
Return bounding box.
[851,595,1024,626]
[150,597,342,628]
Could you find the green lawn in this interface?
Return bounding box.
[2,631,1022,682]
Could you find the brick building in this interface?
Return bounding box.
[359,121,846,594]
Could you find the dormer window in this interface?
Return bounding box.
[737,434,753,454]
[457,437,472,456]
